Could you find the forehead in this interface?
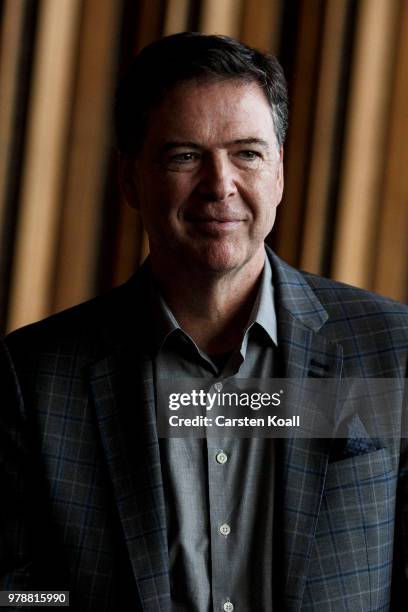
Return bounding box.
[144,79,277,148]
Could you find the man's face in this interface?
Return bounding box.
[126,79,284,277]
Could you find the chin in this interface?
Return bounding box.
[187,241,254,275]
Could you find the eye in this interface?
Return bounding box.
[169,152,200,164]
[163,150,202,171]
[237,150,262,161]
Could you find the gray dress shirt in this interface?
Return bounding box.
[149,253,278,612]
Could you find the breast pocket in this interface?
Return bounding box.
[303,449,397,611]
[325,447,393,487]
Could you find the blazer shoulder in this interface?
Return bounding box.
[266,246,408,330]
[4,278,138,367]
[302,270,408,342]
[302,271,408,312]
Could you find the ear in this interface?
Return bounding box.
[276,146,284,205]
[117,154,140,210]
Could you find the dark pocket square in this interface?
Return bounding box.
[329,414,380,462]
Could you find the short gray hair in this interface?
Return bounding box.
[115,32,288,155]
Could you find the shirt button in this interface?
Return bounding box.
[223,601,234,611]
[214,381,223,391]
[216,451,228,464]
[219,523,231,536]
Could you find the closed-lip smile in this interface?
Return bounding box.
[185,215,244,223]
[185,216,244,235]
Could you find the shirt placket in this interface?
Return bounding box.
[205,378,238,612]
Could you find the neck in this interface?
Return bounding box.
[151,250,265,354]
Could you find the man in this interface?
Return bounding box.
[1,32,408,611]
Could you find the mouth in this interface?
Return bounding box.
[185,214,244,230]
[186,217,243,233]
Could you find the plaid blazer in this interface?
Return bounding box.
[1,248,408,611]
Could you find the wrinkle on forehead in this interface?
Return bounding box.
[146,80,277,152]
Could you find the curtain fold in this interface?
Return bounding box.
[331,0,399,289]
[7,0,82,331]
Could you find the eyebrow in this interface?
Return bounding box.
[227,138,269,148]
[160,138,270,153]
[160,141,201,153]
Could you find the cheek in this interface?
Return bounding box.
[248,182,278,215]
[258,168,283,209]
[243,181,281,236]
[155,175,193,212]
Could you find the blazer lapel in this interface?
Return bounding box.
[88,278,170,611]
[267,249,344,611]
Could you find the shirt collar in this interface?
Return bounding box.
[245,252,277,346]
[147,266,180,354]
[148,248,278,355]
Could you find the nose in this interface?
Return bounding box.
[197,153,237,202]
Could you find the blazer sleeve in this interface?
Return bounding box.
[391,365,408,606]
[0,339,34,589]
[0,339,65,593]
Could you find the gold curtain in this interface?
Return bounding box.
[1,0,407,334]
